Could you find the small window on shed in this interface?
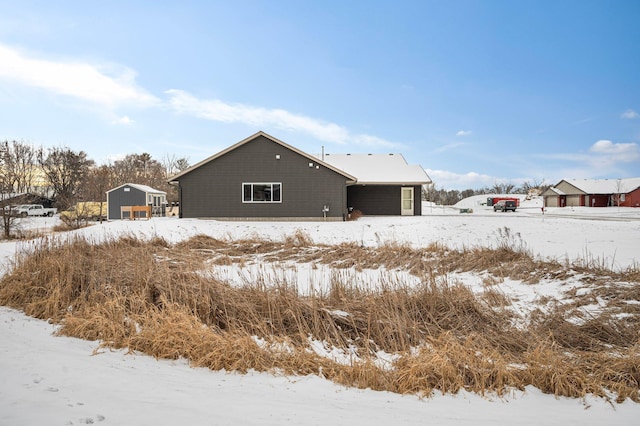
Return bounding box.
[124,187,130,192]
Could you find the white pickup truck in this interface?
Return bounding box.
[14,204,58,217]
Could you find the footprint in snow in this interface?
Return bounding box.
[78,415,105,424]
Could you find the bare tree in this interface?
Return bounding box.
[518,179,548,196]
[0,140,39,194]
[0,140,41,238]
[82,165,112,202]
[421,184,433,201]
[460,188,475,200]
[37,146,94,210]
[491,182,516,194]
[175,157,190,172]
[0,145,16,238]
[84,165,112,223]
[111,153,165,189]
[0,191,17,239]
[110,156,137,185]
[614,178,623,208]
[162,153,190,178]
[161,154,189,204]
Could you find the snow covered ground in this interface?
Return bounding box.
[1,198,640,425]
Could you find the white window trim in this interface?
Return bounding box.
[242,182,283,203]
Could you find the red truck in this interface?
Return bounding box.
[486,197,520,207]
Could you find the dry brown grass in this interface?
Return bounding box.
[1,233,638,402]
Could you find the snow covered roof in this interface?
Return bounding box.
[319,153,431,185]
[107,183,166,195]
[562,178,640,194]
[547,187,566,196]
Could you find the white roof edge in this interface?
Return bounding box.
[550,187,565,195]
[107,183,166,194]
[349,181,431,185]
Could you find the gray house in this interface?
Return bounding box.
[106,183,167,220]
[168,131,431,220]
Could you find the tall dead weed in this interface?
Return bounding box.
[0,234,638,402]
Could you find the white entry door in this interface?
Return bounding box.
[401,187,414,215]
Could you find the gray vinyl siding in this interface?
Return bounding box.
[177,135,348,219]
[347,185,422,216]
[107,186,146,220]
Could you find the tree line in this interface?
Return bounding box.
[2,138,551,212]
[422,181,551,206]
[1,140,189,210]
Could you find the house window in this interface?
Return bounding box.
[243,183,282,203]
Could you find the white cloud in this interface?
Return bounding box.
[589,140,639,161]
[0,43,159,108]
[165,89,397,148]
[543,140,639,164]
[432,140,639,191]
[425,169,496,189]
[456,130,472,137]
[112,116,134,125]
[621,109,639,119]
[104,153,127,163]
[539,140,640,179]
[435,142,466,153]
[570,117,595,126]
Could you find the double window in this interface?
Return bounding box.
[243,183,282,203]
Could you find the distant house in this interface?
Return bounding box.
[0,193,55,209]
[168,131,431,220]
[106,183,167,220]
[542,178,640,208]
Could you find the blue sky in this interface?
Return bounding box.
[1,0,639,190]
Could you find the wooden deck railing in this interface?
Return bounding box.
[120,205,152,220]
